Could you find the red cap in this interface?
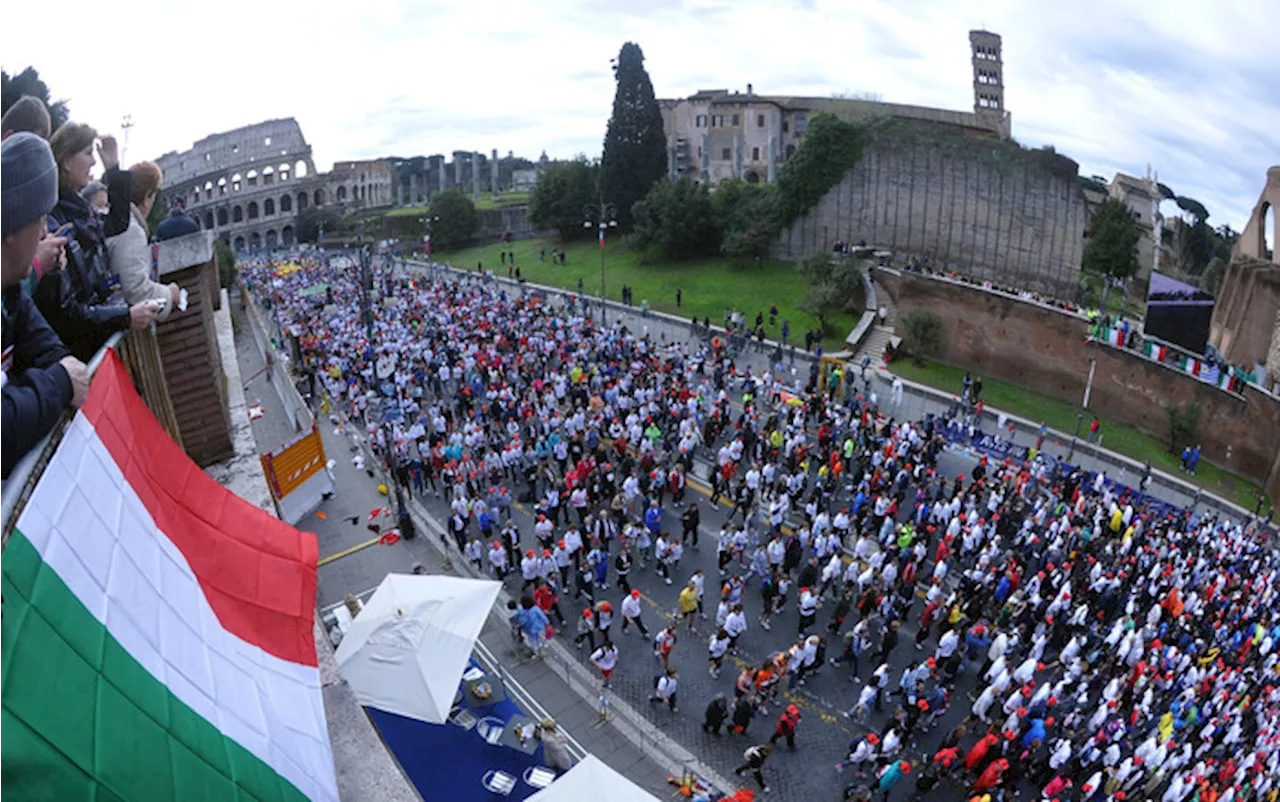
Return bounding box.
[558,540,566,549]
[867,733,880,744]
[631,589,641,598]
[899,761,910,774]
[492,541,500,549]
[526,549,535,557]
[583,609,593,618]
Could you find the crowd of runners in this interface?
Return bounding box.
[241,252,1280,802]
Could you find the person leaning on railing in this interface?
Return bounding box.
[2,133,90,478]
[33,122,158,362]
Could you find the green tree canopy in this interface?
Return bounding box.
[529,157,599,241]
[1175,195,1209,223]
[1,67,69,131]
[295,207,344,244]
[428,188,477,249]
[795,251,864,333]
[713,179,780,260]
[774,113,867,225]
[626,178,720,261]
[600,42,667,230]
[1083,197,1141,281]
[900,310,941,365]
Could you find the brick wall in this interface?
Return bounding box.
[877,269,1280,503]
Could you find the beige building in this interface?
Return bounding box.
[1109,171,1161,283]
[328,159,395,208]
[658,30,1012,187]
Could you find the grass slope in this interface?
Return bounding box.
[891,358,1271,514]
[438,237,862,353]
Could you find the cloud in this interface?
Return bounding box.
[2,0,1274,231]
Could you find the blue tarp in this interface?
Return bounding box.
[369,660,548,802]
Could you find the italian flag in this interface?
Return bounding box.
[1145,342,1167,362]
[1184,357,1201,376]
[1106,328,1125,347]
[2,352,337,801]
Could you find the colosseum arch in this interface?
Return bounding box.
[204,180,214,198]
[278,163,291,182]
[265,230,278,250]
[295,160,308,178]
[232,173,242,192]
[263,166,275,186]
[217,208,228,227]
[264,198,275,216]
[280,194,292,213]
[233,235,246,251]
[336,186,347,202]
[297,191,308,210]
[282,225,295,246]
[247,169,258,187]
[248,201,259,219]
[233,205,243,223]
[313,189,324,206]
[203,211,214,229]
[249,232,262,250]
[217,177,228,196]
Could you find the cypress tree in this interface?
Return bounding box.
[600,42,667,230]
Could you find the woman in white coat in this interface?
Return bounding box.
[106,161,179,318]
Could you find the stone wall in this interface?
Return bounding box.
[876,268,1280,503]
[1209,255,1280,378]
[773,132,1087,299]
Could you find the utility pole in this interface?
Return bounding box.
[120,114,133,164]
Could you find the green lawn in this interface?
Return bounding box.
[891,357,1272,514]
[437,237,862,353]
[382,192,532,218]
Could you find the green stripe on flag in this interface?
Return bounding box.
[2,529,312,802]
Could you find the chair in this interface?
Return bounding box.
[523,767,556,789]
[476,716,505,746]
[449,708,477,731]
[481,770,516,796]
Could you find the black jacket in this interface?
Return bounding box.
[3,284,73,477]
[36,191,131,360]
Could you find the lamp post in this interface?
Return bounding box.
[1066,349,1098,464]
[583,201,617,325]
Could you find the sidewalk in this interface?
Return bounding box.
[234,294,697,799]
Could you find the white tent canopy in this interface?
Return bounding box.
[526,755,660,802]
[334,573,501,724]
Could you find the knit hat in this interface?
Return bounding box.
[1,132,58,236]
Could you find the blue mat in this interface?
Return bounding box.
[368,660,548,802]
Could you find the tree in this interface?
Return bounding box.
[295,206,343,244]
[1174,195,1209,223]
[1,67,70,131]
[713,179,779,261]
[600,42,667,230]
[900,310,942,365]
[795,251,865,333]
[214,239,237,289]
[626,178,720,261]
[427,188,477,249]
[1083,198,1140,281]
[528,157,599,241]
[774,113,867,225]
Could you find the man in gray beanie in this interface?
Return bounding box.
[2,131,90,477]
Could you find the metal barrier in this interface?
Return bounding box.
[2,332,122,539]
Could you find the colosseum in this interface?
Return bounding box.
[155,118,394,252]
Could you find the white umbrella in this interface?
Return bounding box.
[334,573,501,724]
[525,755,661,802]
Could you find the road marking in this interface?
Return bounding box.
[318,536,382,566]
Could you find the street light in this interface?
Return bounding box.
[1066,344,1098,465]
[583,201,618,324]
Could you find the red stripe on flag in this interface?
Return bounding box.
[82,352,320,666]
[599,228,605,248]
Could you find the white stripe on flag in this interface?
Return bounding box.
[17,413,338,802]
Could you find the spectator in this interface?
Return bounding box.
[154,195,199,241]
[106,160,180,318]
[1,95,53,141]
[2,132,90,476]
[79,180,108,212]
[35,122,155,360]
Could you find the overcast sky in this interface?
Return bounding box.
[5,0,1276,232]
